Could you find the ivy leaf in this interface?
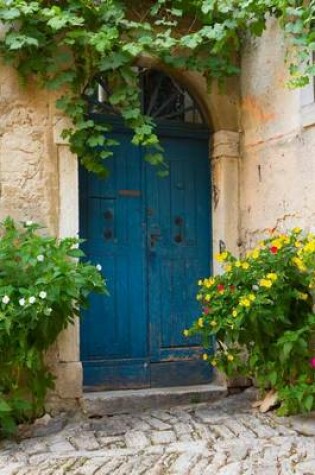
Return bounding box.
[0,7,21,20]
[5,33,39,50]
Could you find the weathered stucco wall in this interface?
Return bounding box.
[240,18,315,250]
[0,63,82,407]
[0,65,59,231]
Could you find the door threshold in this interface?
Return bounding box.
[81,383,227,416]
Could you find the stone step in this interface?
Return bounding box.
[81,384,227,416]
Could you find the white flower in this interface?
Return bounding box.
[19,298,26,306]
[39,291,47,299]
[44,307,52,316]
[37,254,44,262]
[96,264,102,271]
[25,220,33,227]
[252,285,259,291]
[29,296,36,304]
[2,295,10,305]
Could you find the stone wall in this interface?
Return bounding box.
[240,18,315,250]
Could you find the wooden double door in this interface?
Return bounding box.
[80,123,213,389]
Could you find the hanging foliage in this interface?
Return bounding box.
[0,0,314,175]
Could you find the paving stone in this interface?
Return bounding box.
[70,433,100,451]
[150,430,176,445]
[173,422,193,436]
[217,461,243,475]
[143,417,172,431]
[124,430,150,449]
[167,452,200,474]
[49,438,74,453]
[165,441,207,454]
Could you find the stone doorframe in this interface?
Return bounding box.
[52,65,241,406]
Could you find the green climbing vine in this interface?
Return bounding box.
[0,0,314,175]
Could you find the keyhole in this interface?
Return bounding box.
[104,229,113,240]
[175,216,183,225]
[174,234,183,243]
[104,210,113,220]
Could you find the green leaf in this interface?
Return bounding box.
[303,395,314,412]
[0,399,12,413]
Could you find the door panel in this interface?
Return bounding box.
[80,132,149,388]
[80,127,213,389]
[146,135,213,386]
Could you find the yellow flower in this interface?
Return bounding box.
[232,310,238,317]
[259,278,272,288]
[225,264,233,272]
[292,257,306,272]
[278,234,290,244]
[211,359,217,367]
[205,293,211,302]
[248,293,256,301]
[183,329,189,337]
[235,260,241,268]
[293,227,302,234]
[196,293,202,301]
[204,278,215,288]
[210,320,217,327]
[198,317,204,328]
[266,273,278,281]
[198,279,203,286]
[303,241,315,253]
[297,292,308,301]
[271,239,283,250]
[202,353,208,361]
[227,354,234,362]
[241,262,250,270]
[252,249,260,259]
[240,297,251,307]
[215,251,228,262]
[295,241,302,248]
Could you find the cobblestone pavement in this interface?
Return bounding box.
[0,389,314,475]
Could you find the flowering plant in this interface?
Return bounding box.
[185,228,315,415]
[0,217,106,434]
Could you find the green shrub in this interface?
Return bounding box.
[0,217,106,435]
[185,228,315,416]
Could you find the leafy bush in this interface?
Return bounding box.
[185,228,315,416]
[0,217,106,435]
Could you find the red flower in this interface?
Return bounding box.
[310,357,315,369]
[217,284,225,292]
[270,246,278,254]
[202,306,210,315]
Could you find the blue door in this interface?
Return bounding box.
[80,122,213,389]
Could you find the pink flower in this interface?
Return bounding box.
[202,307,210,315]
[310,357,315,369]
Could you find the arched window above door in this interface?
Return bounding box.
[84,69,206,125]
